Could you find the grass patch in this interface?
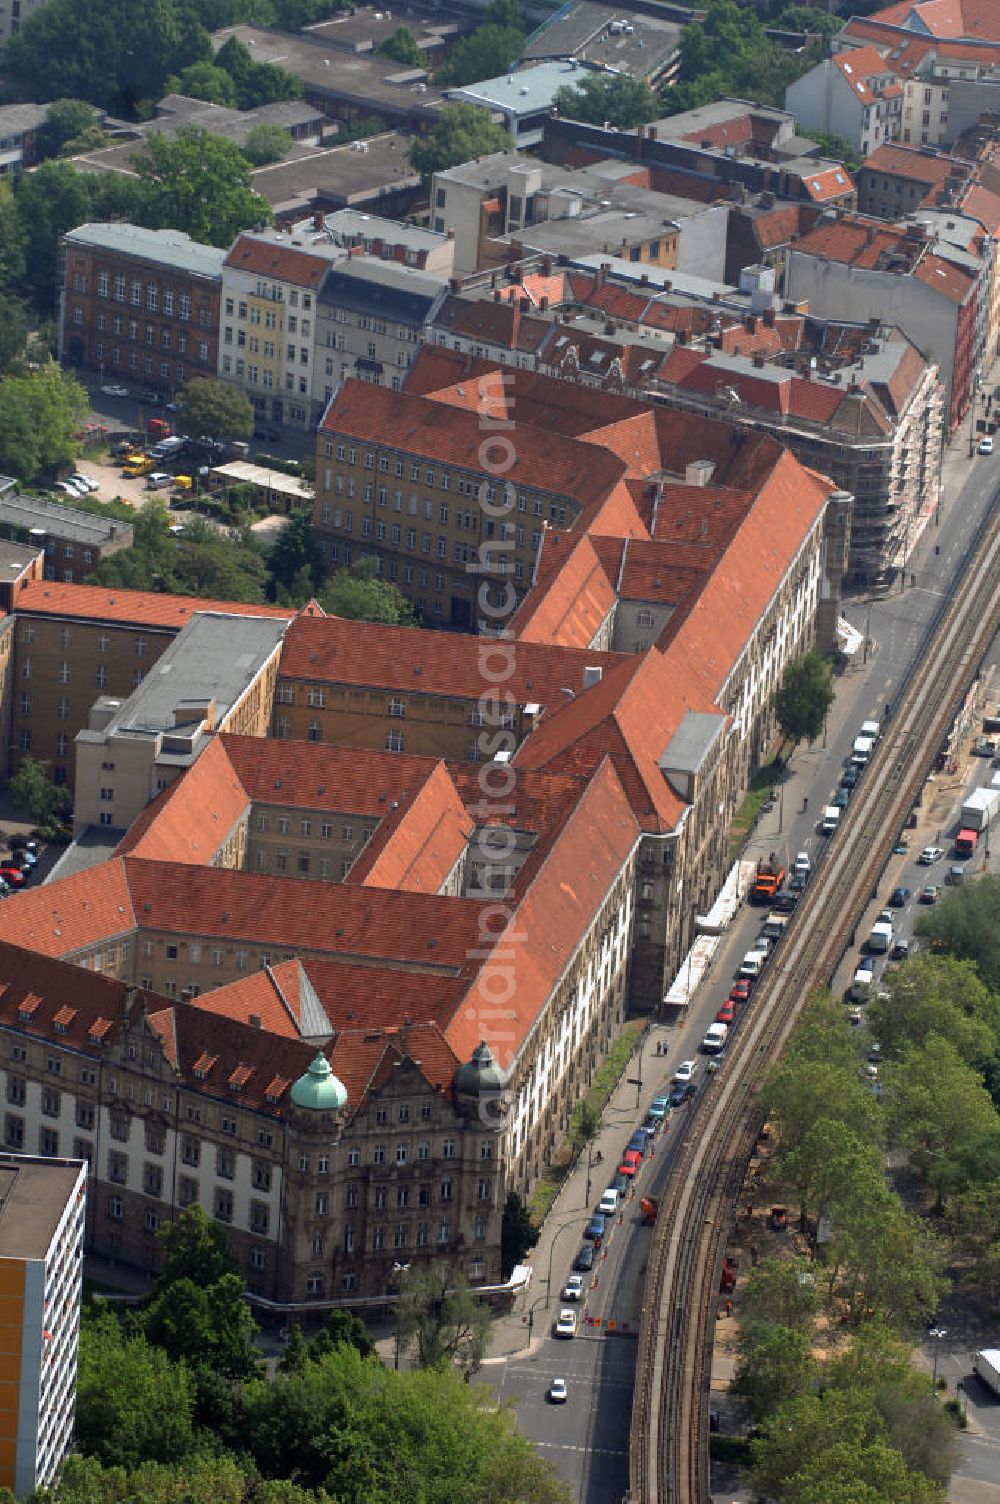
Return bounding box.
[528,1161,571,1226]
[584,1018,644,1117]
[728,756,784,863]
[709,1433,753,1464]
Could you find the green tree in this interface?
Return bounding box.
[396,1261,492,1373]
[781,1117,885,1236]
[436,25,525,87]
[168,60,238,107]
[868,954,998,1065]
[242,122,292,165]
[774,649,835,749]
[156,1205,236,1289]
[752,1385,880,1502]
[14,159,93,314]
[776,5,843,45]
[277,1322,308,1375]
[740,1256,820,1330]
[240,1343,570,1500]
[823,1186,944,1328]
[570,1098,599,1151]
[135,127,273,246]
[75,1311,195,1468]
[37,98,102,158]
[142,1273,260,1381]
[665,0,815,114]
[0,294,30,377]
[306,1308,376,1361]
[802,127,860,170]
[787,1439,945,1504]
[176,376,254,441]
[915,873,1000,989]
[882,1034,998,1209]
[8,753,73,825]
[318,555,417,624]
[377,25,427,67]
[733,1320,818,1421]
[482,0,525,27]
[500,1189,539,1277]
[555,73,658,129]
[0,181,26,289]
[409,102,512,182]
[6,0,212,113]
[0,363,89,483]
[216,35,302,109]
[268,510,322,601]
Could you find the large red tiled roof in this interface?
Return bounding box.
[792,216,910,269]
[117,735,251,863]
[866,0,1000,41]
[15,579,299,630]
[431,296,553,353]
[0,940,134,1054]
[802,167,855,203]
[278,611,629,703]
[512,532,618,648]
[221,734,439,816]
[347,761,473,892]
[0,860,135,958]
[860,142,969,190]
[451,758,640,1068]
[913,252,976,303]
[320,380,627,512]
[225,234,332,288]
[833,45,902,104]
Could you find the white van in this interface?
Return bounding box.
[851,736,875,766]
[850,968,872,1003]
[859,720,881,741]
[738,951,765,980]
[598,1188,620,1216]
[701,1021,729,1054]
[868,921,893,954]
[762,913,789,940]
[821,805,841,835]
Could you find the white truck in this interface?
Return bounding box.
[974,1349,1000,1396]
[850,735,875,767]
[961,786,1000,832]
[821,805,841,835]
[701,1021,729,1054]
[868,921,893,955]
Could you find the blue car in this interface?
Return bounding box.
[627,1131,646,1156]
[583,1213,606,1242]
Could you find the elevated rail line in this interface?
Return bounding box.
[630,497,1000,1504]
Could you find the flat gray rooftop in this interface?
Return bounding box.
[448,60,592,117]
[324,207,450,254]
[248,134,421,214]
[0,1157,83,1260]
[63,223,225,281]
[0,493,133,547]
[522,1,682,81]
[46,827,125,884]
[93,611,289,741]
[0,539,43,578]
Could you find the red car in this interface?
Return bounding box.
[716,1002,736,1024]
[619,1150,642,1177]
[0,866,25,888]
[731,980,751,1002]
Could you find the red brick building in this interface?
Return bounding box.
[59,223,225,396]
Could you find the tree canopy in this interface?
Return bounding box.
[436,25,526,87]
[37,98,104,159]
[396,1262,492,1373]
[774,650,835,748]
[409,103,513,182]
[659,0,823,116]
[555,73,658,129]
[215,35,303,109]
[176,376,254,440]
[915,874,1000,989]
[377,25,426,67]
[243,122,293,166]
[135,128,273,247]
[0,363,88,483]
[317,556,418,624]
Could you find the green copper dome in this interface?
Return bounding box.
[454,1041,508,1096]
[290,1052,348,1111]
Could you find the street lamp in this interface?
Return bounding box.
[929,1326,948,1387]
[392,1261,411,1370]
[545,1219,580,1301]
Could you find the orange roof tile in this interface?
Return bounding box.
[320,380,627,513]
[512,532,618,648]
[913,252,976,303]
[15,579,298,630]
[225,234,332,288]
[347,762,473,892]
[866,0,1000,41]
[451,759,640,1068]
[117,735,251,864]
[0,859,135,958]
[278,611,629,704]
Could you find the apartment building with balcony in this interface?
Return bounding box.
[785,47,903,157]
[59,224,225,395]
[0,1154,86,1497]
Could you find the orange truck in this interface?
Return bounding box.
[751,856,785,904]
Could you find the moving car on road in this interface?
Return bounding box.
[673,1059,697,1084]
[548,1378,568,1403]
[561,1274,584,1301]
[918,845,944,865]
[100,383,129,398]
[554,1309,577,1339]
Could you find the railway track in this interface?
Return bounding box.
[629,495,1000,1504]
